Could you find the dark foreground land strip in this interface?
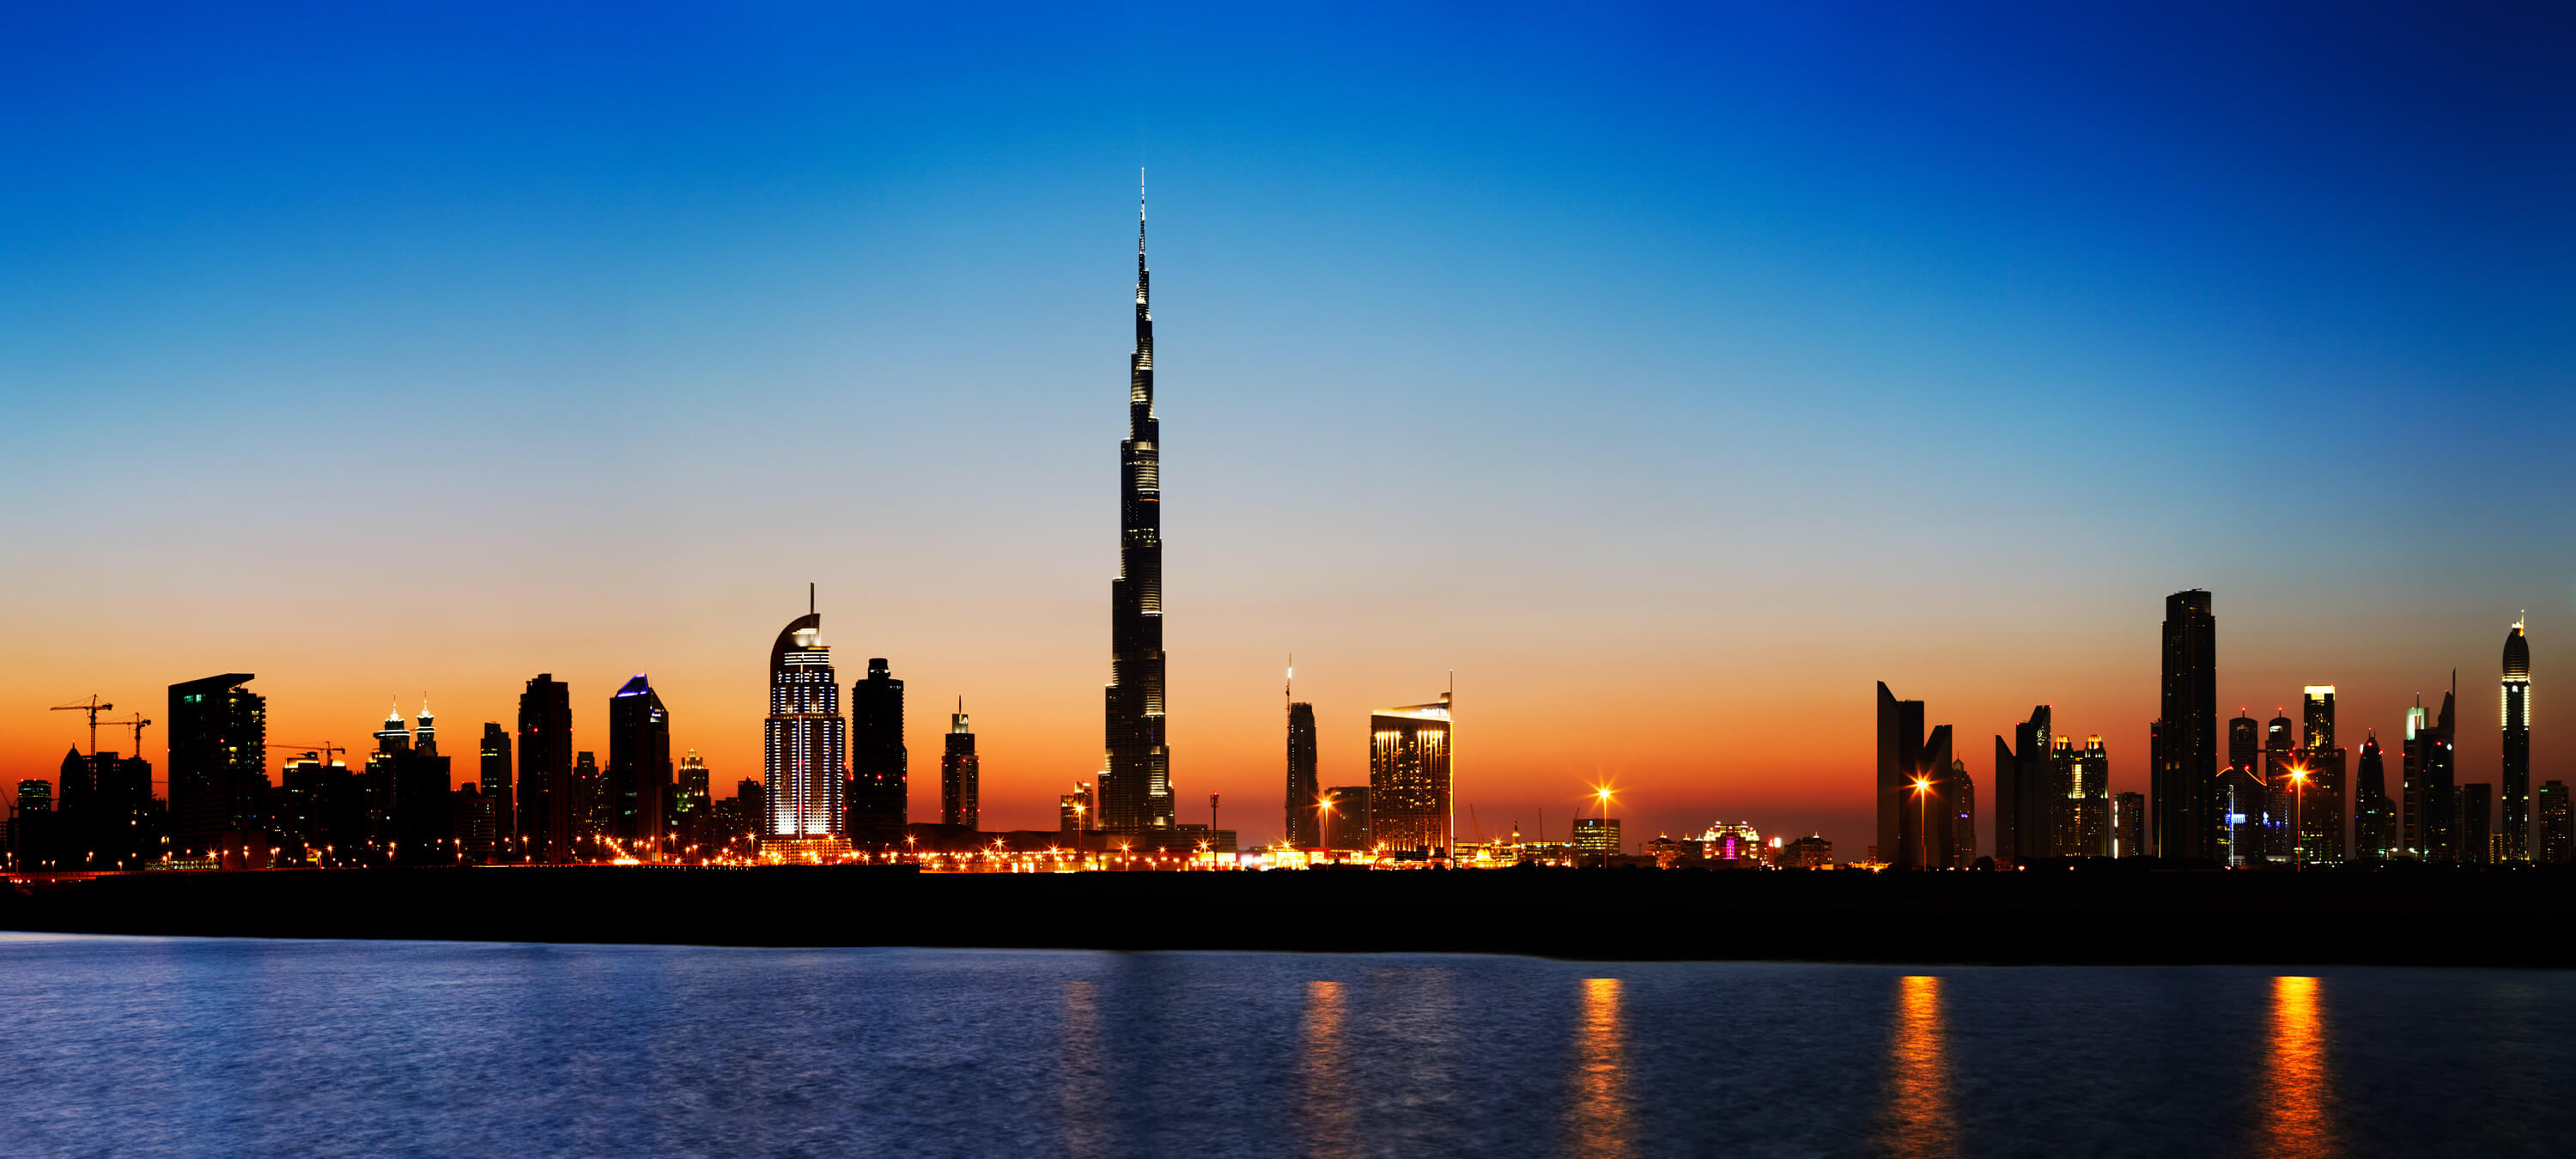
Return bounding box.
[6,865,2573,967]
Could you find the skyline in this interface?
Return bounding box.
[5,3,2573,853]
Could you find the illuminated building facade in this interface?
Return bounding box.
[2539,780,2572,865]
[573,751,606,844]
[1572,816,1621,857]
[2403,683,2457,860]
[1876,682,1955,869]
[609,674,671,858]
[2354,733,2395,860]
[2153,589,2217,859]
[1285,698,1319,846]
[167,672,266,856]
[941,701,979,829]
[1368,693,1453,855]
[675,750,711,853]
[849,658,908,844]
[1698,821,1763,865]
[2501,618,2531,860]
[2113,792,2146,857]
[1994,705,2050,867]
[2050,735,2111,857]
[764,596,846,840]
[2296,686,2348,865]
[479,723,513,844]
[1102,185,1174,834]
[518,673,574,861]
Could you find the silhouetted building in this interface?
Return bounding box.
[1876,683,1956,869]
[849,658,908,844]
[2403,682,2458,860]
[2539,780,2572,865]
[2051,735,2111,857]
[1060,791,1091,838]
[1995,706,2052,867]
[2501,617,2531,860]
[572,750,608,848]
[518,673,574,862]
[765,591,846,840]
[2215,764,2267,869]
[1321,785,1370,851]
[674,750,712,856]
[1781,834,1834,869]
[2263,709,2298,865]
[479,723,513,850]
[456,783,497,862]
[12,780,56,871]
[608,674,672,859]
[2354,733,2395,860]
[714,778,765,858]
[167,673,266,857]
[1369,693,1454,856]
[1947,761,1975,864]
[1572,816,1620,858]
[2153,590,2216,859]
[277,753,356,865]
[2297,686,2348,865]
[2460,783,2493,865]
[1102,187,1175,835]
[941,701,979,829]
[1286,699,1319,847]
[2113,792,2147,858]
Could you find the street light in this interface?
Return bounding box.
[1593,786,1617,868]
[1315,794,1336,865]
[2288,767,2310,871]
[1911,777,1935,870]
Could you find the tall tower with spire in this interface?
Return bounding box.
[2503,616,2532,860]
[1103,177,1174,833]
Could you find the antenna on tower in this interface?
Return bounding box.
[809,581,816,616]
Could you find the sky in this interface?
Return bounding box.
[3,2,2572,853]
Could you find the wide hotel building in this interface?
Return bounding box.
[1368,692,1454,859]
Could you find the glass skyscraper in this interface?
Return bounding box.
[1103,182,1175,834]
[2501,617,2531,859]
[765,592,845,840]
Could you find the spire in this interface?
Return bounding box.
[1139,167,1147,255]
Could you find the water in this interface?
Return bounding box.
[2,934,2570,1157]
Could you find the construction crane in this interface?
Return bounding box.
[52,695,113,755]
[95,713,153,755]
[265,743,346,766]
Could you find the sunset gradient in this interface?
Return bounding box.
[3,3,2570,853]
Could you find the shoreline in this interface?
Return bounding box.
[8,865,2573,968]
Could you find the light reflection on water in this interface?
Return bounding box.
[1879,974,1958,1158]
[2,938,2571,1157]
[2259,975,2336,1159]
[1565,977,1630,1159]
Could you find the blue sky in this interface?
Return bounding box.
[4,2,2570,843]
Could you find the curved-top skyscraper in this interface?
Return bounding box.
[2502,616,2531,860]
[766,587,845,840]
[1103,180,1174,833]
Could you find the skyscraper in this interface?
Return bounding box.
[1874,683,1954,869]
[479,722,513,848]
[2460,783,2493,865]
[1369,692,1454,857]
[675,749,711,854]
[1947,761,1976,864]
[609,674,671,859]
[2538,780,2572,865]
[389,701,452,866]
[2403,681,2458,860]
[167,673,265,857]
[765,589,846,841]
[2113,791,2147,858]
[1994,705,2050,867]
[1286,692,1320,847]
[2501,617,2531,860]
[2154,590,2216,860]
[2217,711,2266,866]
[2263,709,2297,864]
[1102,183,1174,834]
[2050,735,2111,858]
[2298,686,2348,865]
[517,673,573,862]
[849,658,908,844]
[2354,732,2395,860]
[941,700,979,829]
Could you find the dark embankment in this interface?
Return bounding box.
[7,865,2573,966]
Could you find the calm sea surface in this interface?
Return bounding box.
[2,934,2569,1158]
